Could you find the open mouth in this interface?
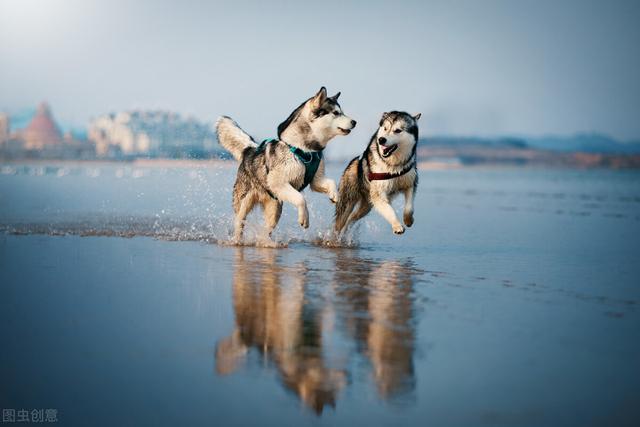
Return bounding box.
[337,127,351,135]
[381,144,398,157]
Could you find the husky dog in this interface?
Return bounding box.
[216,87,356,242]
[335,111,421,235]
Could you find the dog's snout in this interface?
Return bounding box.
[378,137,387,145]
[351,120,357,128]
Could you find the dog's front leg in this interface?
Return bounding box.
[403,186,415,227]
[271,183,309,229]
[310,160,338,203]
[311,177,338,203]
[372,195,404,235]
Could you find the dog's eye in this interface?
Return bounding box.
[394,129,402,134]
[332,111,340,116]
[318,109,327,116]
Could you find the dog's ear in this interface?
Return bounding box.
[379,112,389,126]
[312,86,327,106]
[413,113,422,121]
[330,91,341,102]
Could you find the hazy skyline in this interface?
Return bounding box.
[2,0,639,156]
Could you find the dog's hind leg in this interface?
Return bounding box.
[345,201,371,230]
[263,197,283,237]
[334,199,355,233]
[233,193,256,242]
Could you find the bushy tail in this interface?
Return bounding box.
[215,116,258,161]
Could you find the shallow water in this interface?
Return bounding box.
[1,163,639,426]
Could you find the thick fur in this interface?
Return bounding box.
[335,111,421,235]
[216,116,257,161]
[216,87,356,242]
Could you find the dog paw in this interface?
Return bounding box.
[404,213,414,227]
[232,232,244,245]
[299,210,309,229]
[328,189,339,204]
[393,224,405,235]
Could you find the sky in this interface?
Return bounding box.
[1,0,639,157]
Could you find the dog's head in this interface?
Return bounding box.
[375,111,421,159]
[278,87,356,150]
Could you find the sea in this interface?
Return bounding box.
[1,161,639,426]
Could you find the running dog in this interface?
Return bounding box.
[334,111,421,235]
[216,87,356,243]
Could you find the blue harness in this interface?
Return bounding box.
[256,138,322,191]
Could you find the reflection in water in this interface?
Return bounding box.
[215,249,347,414]
[334,255,418,400]
[215,248,423,414]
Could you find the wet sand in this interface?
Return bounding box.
[1,164,639,426]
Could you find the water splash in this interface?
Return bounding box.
[0,213,373,249]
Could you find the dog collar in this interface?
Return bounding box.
[367,161,416,181]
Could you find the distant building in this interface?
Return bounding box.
[21,102,63,150]
[0,113,9,146]
[0,113,25,156]
[88,110,220,157]
[0,102,94,159]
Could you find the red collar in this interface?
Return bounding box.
[367,162,416,181]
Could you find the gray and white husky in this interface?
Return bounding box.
[216,87,356,243]
[334,111,421,235]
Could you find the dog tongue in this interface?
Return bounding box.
[383,145,395,154]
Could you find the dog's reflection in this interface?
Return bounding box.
[334,254,417,399]
[216,249,346,414]
[215,248,420,414]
